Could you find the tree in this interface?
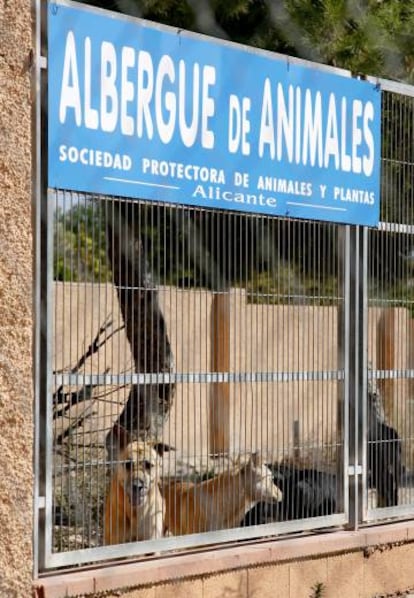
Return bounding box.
[79,0,414,82]
[105,202,175,443]
[54,201,112,282]
[70,0,414,443]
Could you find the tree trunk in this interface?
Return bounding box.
[105,202,175,445]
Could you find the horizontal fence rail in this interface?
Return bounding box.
[54,370,345,386]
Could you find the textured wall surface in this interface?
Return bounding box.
[110,545,414,598]
[36,525,414,598]
[0,0,33,595]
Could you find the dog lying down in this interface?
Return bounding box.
[104,425,172,544]
[104,427,282,541]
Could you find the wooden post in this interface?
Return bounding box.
[209,292,230,454]
[407,313,414,469]
[377,308,395,422]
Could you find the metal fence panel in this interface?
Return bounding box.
[365,84,414,522]
[44,193,347,568]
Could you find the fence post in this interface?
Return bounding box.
[209,291,230,454]
[34,0,50,573]
[343,225,367,530]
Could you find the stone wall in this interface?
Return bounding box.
[0,0,33,595]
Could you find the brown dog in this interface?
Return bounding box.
[161,453,282,535]
[104,426,169,544]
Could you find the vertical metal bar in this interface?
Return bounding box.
[346,225,366,530]
[36,0,54,572]
[337,225,349,519]
[361,227,368,521]
[348,224,359,529]
[32,0,43,578]
[44,190,55,561]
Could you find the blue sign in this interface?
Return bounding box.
[48,0,382,226]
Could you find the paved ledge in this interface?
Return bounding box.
[33,521,414,598]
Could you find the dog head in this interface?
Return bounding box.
[104,425,173,544]
[119,439,163,507]
[109,426,174,505]
[242,453,283,503]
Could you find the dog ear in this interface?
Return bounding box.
[106,424,132,460]
[152,442,176,457]
[250,452,262,467]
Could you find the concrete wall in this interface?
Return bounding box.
[53,284,343,460]
[106,545,414,598]
[109,544,414,598]
[54,283,414,464]
[36,522,414,597]
[0,0,33,595]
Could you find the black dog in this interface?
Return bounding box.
[241,388,402,528]
[367,388,402,507]
[270,464,337,520]
[240,499,281,526]
[240,464,337,526]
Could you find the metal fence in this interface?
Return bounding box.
[364,83,414,522]
[35,78,414,573]
[44,198,347,568]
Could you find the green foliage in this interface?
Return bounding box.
[134,0,195,29]
[379,92,414,224]
[246,267,339,305]
[368,277,414,317]
[80,0,414,81]
[54,201,112,282]
[126,0,414,82]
